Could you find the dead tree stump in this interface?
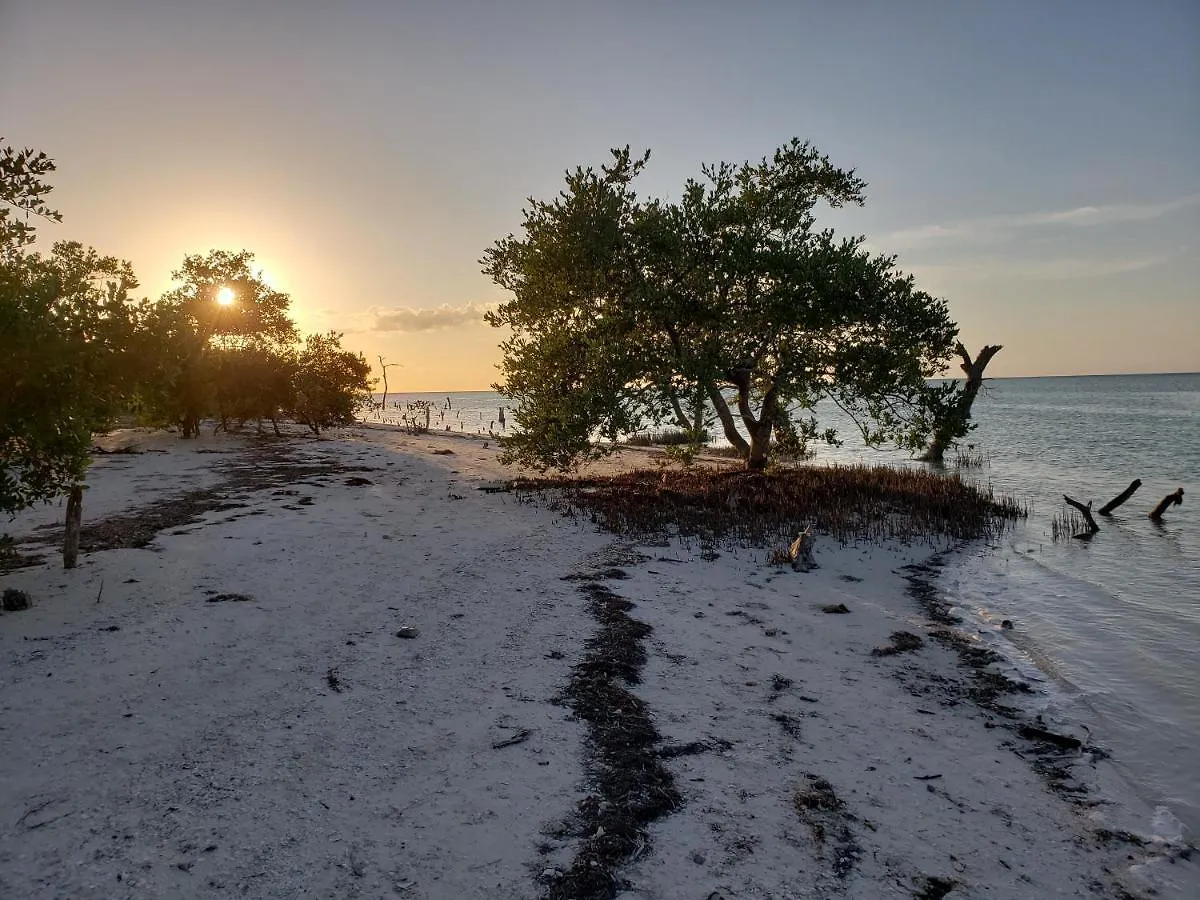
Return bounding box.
[1098,479,1142,515]
[1149,488,1184,521]
[63,485,83,569]
[789,527,817,572]
[1063,495,1099,538]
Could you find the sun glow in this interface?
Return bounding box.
[216,286,236,306]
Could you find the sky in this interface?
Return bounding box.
[2,0,1197,389]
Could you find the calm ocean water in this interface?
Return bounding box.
[370,374,1200,837]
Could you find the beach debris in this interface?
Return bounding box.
[792,775,860,877]
[490,728,532,749]
[2,588,31,611]
[1149,487,1184,521]
[326,668,345,692]
[207,592,253,603]
[913,874,958,899]
[431,448,455,455]
[770,673,794,693]
[656,738,733,759]
[771,711,804,739]
[787,528,816,571]
[1018,724,1083,751]
[1098,479,1142,515]
[1062,495,1099,537]
[549,580,679,899]
[871,631,924,656]
[821,603,850,614]
[344,476,372,486]
[395,626,420,639]
[477,481,512,493]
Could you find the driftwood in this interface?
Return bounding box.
[789,527,816,572]
[63,485,83,569]
[1098,479,1142,516]
[1062,495,1099,537]
[1149,488,1184,521]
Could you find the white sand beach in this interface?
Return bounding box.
[1,426,1195,899]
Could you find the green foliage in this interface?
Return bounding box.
[1,142,140,515]
[2,138,377,521]
[484,139,965,471]
[0,141,62,252]
[139,250,299,436]
[290,332,373,435]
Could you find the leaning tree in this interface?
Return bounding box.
[483,140,967,472]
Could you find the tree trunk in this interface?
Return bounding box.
[746,426,772,471]
[729,368,779,471]
[63,485,83,569]
[378,355,390,412]
[664,385,691,433]
[1099,479,1142,515]
[705,384,750,459]
[922,342,1003,462]
[690,384,705,441]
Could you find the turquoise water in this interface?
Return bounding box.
[370,374,1200,837]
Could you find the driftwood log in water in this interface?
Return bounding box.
[1098,479,1142,516]
[1063,495,1099,537]
[1149,488,1184,521]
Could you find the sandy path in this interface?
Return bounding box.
[2,433,612,898]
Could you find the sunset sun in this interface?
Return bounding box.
[216,286,235,306]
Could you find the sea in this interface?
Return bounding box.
[368,374,1200,839]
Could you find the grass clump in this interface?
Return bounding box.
[514,464,1024,548]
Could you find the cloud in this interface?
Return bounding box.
[368,301,498,333]
[882,194,1200,248]
[910,254,1168,282]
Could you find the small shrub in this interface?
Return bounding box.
[2,588,31,611]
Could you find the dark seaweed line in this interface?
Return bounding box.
[546,580,681,900]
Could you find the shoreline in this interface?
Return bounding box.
[1,426,1195,898]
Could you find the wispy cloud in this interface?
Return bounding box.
[367,301,498,333]
[883,194,1200,248]
[911,254,1168,282]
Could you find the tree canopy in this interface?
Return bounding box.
[483,140,966,471]
[2,143,141,513]
[2,139,375,520]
